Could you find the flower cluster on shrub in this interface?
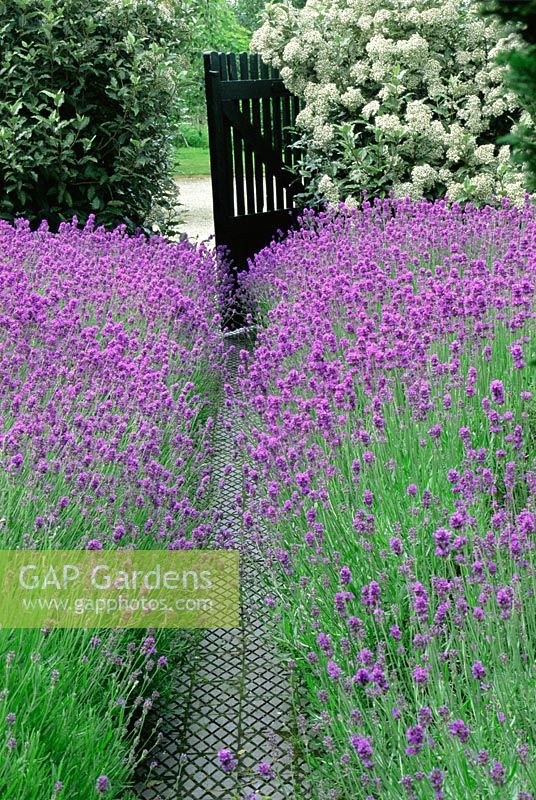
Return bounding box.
[251,0,534,206]
[237,199,536,797]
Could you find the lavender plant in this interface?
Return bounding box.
[0,217,224,798]
[238,198,536,798]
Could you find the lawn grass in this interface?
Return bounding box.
[175,147,211,177]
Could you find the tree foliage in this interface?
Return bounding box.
[180,0,251,126]
[482,0,536,190]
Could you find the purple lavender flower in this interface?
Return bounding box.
[433,527,452,557]
[412,665,429,685]
[327,660,343,681]
[353,667,371,686]
[87,539,103,551]
[510,342,526,369]
[256,761,274,779]
[317,632,333,656]
[406,724,425,755]
[350,734,374,768]
[140,637,156,657]
[390,625,401,640]
[490,380,505,405]
[95,775,110,794]
[363,489,374,506]
[429,768,445,791]
[428,423,443,440]
[489,761,506,786]
[360,580,381,611]
[496,586,514,617]
[448,719,470,743]
[340,565,352,585]
[471,660,486,681]
[389,537,403,555]
[418,707,432,727]
[217,748,237,773]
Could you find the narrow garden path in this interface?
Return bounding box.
[135,332,306,800]
[176,176,215,245]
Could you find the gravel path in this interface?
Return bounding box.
[176,176,215,246]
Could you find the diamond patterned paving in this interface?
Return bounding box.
[135,331,306,799]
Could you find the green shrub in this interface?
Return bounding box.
[0,0,188,231]
[482,0,536,191]
[177,124,210,149]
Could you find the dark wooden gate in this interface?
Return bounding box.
[204,51,303,288]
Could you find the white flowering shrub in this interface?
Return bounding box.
[251,0,534,205]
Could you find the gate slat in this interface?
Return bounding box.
[205,51,234,238]
[227,53,245,216]
[239,53,256,215]
[218,53,235,216]
[249,54,265,214]
[271,77,284,209]
[281,92,293,207]
[260,59,275,212]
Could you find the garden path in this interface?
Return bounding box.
[176,176,215,245]
[135,332,306,800]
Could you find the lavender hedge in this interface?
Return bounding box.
[238,198,536,799]
[0,217,224,798]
